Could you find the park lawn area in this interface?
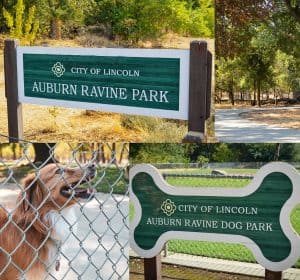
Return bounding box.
[130,170,300,268]
[166,177,251,188]
[163,168,254,188]
[162,168,258,175]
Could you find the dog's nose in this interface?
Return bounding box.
[87,163,97,175]
[88,163,96,170]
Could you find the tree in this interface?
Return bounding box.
[235,144,294,162]
[216,58,244,105]
[93,0,214,43]
[0,0,15,32]
[212,143,238,162]
[216,0,271,58]
[216,0,300,106]
[3,0,39,45]
[26,0,93,39]
[130,144,188,163]
[33,144,56,164]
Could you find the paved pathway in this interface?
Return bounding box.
[215,107,300,143]
[54,193,129,280]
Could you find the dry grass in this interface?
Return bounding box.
[0,34,215,142]
[241,108,300,129]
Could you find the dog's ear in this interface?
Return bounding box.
[20,173,50,235]
[21,173,45,212]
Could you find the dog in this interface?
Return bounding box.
[0,163,96,280]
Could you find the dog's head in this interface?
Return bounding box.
[21,163,97,212]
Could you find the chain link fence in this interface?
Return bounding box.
[0,143,129,280]
[157,165,300,269]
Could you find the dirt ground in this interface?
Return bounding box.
[0,35,214,142]
[240,108,300,129]
[130,258,261,280]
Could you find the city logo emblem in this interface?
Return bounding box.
[161,199,176,216]
[52,62,65,77]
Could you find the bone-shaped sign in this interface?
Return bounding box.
[130,162,300,271]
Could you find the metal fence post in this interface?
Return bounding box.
[144,255,162,280]
[265,270,283,280]
[4,39,23,142]
[183,41,209,143]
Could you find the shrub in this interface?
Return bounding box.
[3,0,39,45]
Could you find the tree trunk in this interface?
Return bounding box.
[33,143,56,164]
[111,143,116,164]
[100,144,105,164]
[50,18,62,40]
[252,80,257,106]
[119,145,127,164]
[231,78,235,105]
[274,144,281,161]
[257,80,261,107]
[229,90,235,105]
[12,143,17,160]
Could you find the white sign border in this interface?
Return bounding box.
[130,162,300,271]
[16,47,190,120]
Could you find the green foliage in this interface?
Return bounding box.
[22,0,95,37]
[130,144,188,164]
[293,145,300,161]
[94,168,127,194]
[216,58,245,104]
[3,0,39,45]
[186,0,214,37]
[2,0,213,41]
[197,155,209,167]
[234,144,294,162]
[216,0,300,102]
[130,144,297,164]
[93,0,214,42]
[212,143,238,162]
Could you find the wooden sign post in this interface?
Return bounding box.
[4,39,23,142]
[130,163,300,279]
[4,39,212,142]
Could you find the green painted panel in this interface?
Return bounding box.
[23,54,180,110]
[132,172,292,262]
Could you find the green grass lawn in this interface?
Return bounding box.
[162,168,258,175]
[130,169,300,268]
[166,177,251,188]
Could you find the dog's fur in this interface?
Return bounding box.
[0,163,95,280]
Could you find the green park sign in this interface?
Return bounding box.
[130,163,300,271]
[16,47,189,119]
[4,40,211,141]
